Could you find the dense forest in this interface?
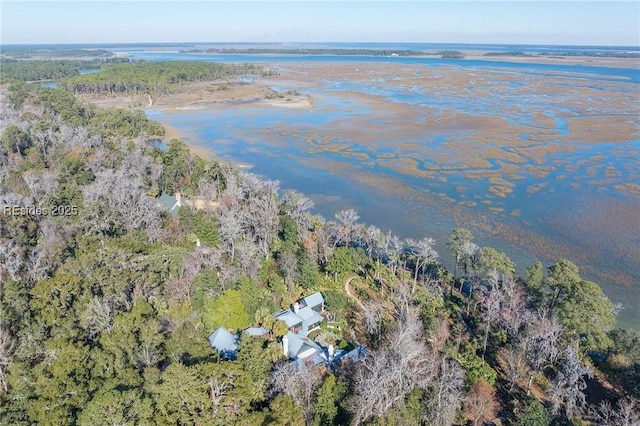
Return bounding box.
[0,58,128,83]
[0,47,112,59]
[0,75,638,425]
[58,61,276,96]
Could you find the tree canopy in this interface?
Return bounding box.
[59,61,267,96]
[0,70,635,426]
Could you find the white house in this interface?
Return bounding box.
[273,292,325,337]
[210,292,330,363]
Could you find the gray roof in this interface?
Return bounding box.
[303,292,324,309]
[245,326,269,337]
[335,345,369,363]
[293,352,328,368]
[297,306,319,321]
[208,327,238,359]
[299,308,324,334]
[275,310,303,328]
[285,331,322,359]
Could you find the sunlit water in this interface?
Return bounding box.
[133,50,639,328]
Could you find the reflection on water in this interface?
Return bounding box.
[146,58,639,328]
[79,68,100,74]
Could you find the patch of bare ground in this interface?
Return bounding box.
[77,79,313,112]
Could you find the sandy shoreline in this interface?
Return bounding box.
[79,78,313,112]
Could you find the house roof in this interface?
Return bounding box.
[208,327,238,359]
[275,310,303,328]
[303,292,324,309]
[285,331,322,359]
[334,345,369,363]
[299,308,324,331]
[297,306,321,321]
[293,351,328,368]
[244,326,269,337]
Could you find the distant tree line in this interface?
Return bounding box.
[185,48,426,56]
[0,46,112,59]
[483,51,535,57]
[185,48,469,59]
[0,58,129,83]
[59,61,276,96]
[437,50,465,59]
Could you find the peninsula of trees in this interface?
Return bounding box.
[59,61,274,96]
[0,68,638,425]
[0,58,127,83]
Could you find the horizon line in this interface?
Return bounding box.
[2,41,640,48]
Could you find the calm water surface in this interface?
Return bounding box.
[139,51,639,328]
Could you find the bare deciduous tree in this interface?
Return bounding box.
[361,300,383,341]
[233,239,261,280]
[0,327,14,393]
[0,239,25,282]
[478,280,505,359]
[385,231,403,276]
[245,177,279,257]
[282,190,314,240]
[278,249,299,295]
[334,208,359,247]
[424,355,466,426]
[549,346,592,419]
[82,168,165,238]
[270,361,322,424]
[314,219,335,266]
[500,344,528,392]
[405,237,438,294]
[499,276,530,339]
[362,225,386,284]
[589,398,640,426]
[216,202,244,264]
[350,311,436,425]
[524,314,563,395]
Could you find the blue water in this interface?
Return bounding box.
[108,41,640,54]
[36,68,98,88]
[132,46,640,328]
[121,50,640,84]
[79,68,100,74]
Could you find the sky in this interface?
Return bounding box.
[1,1,639,46]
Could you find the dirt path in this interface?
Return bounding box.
[344,274,365,310]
